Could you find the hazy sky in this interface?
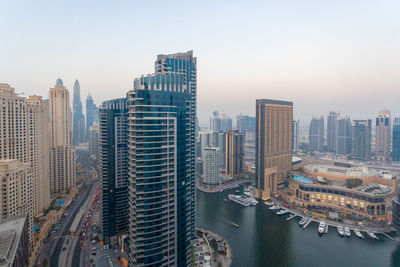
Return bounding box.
[1,1,399,128]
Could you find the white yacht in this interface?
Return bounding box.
[354,229,364,239]
[228,194,250,207]
[367,231,379,240]
[337,226,345,236]
[264,201,274,206]
[318,221,327,234]
[299,217,308,226]
[276,210,288,215]
[269,205,280,210]
[344,227,351,237]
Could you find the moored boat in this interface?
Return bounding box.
[318,221,327,234]
[354,229,364,239]
[299,217,308,226]
[337,226,345,236]
[367,231,379,240]
[269,205,280,210]
[344,227,351,237]
[276,210,288,215]
[264,201,274,206]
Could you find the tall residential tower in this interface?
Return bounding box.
[128,51,196,266]
[256,99,293,200]
[376,110,391,161]
[99,98,129,244]
[49,78,76,193]
[309,116,324,152]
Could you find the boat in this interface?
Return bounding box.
[235,189,240,193]
[269,205,280,210]
[264,201,274,206]
[276,210,288,215]
[228,194,250,207]
[354,229,364,239]
[337,226,345,236]
[231,222,240,228]
[318,221,327,234]
[367,231,379,240]
[299,217,308,226]
[344,227,351,237]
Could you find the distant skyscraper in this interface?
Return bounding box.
[392,118,400,161]
[49,78,76,193]
[327,111,339,152]
[225,130,245,178]
[292,120,299,152]
[210,111,232,131]
[203,147,220,184]
[376,109,391,161]
[86,93,98,140]
[336,116,352,155]
[72,80,85,145]
[309,116,324,152]
[199,131,226,169]
[352,119,371,160]
[89,122,99,159]
[99,98,129,244]
[128,51,196,266]
[237,114,256,143]
[256,99,293,200]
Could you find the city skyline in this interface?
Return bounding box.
[2,1,400,125]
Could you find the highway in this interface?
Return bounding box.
[49,181,95,267]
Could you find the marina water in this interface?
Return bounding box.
[196,185,400,267]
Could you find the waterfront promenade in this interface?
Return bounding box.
[271,196,396,235]
[196,178,252,193]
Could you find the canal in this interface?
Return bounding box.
[196,186,400,267]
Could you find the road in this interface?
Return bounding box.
[48,181,95,267]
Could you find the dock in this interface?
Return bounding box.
[286,214,297,221]
[303,218,313,229]
[383,233,394,241]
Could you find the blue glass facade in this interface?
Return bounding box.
[99,98,129,244]
[128,51,196,266]
[392,118,400,161]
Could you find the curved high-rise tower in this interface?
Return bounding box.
[128,51,196,267]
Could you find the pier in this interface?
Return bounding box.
[286,214,297,221]
[303,219,313,229]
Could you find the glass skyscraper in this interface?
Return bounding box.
[99,98,129,244]
[392,118,400,161]
[128,51,196,266]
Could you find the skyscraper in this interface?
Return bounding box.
[352,119,371,160]
[128,51,196,266]
[210,111,232,132]
[336,116,352,155]
[392,118,400,161]
[309,116,324,152]
[327,111,339,152]
[292,120,299,152]
[72,80,85,145]
[203,147,220,184]
[99,98,129,244]
[86,93,99,140]
[376,109,391,161]
[0,83,51,245]
[89,122,99,159]
[49,78,76,193]
[256,99,293,200]
[225,130,245,178]
[237,114,256,143]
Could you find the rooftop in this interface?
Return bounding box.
[0,214,28,267]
